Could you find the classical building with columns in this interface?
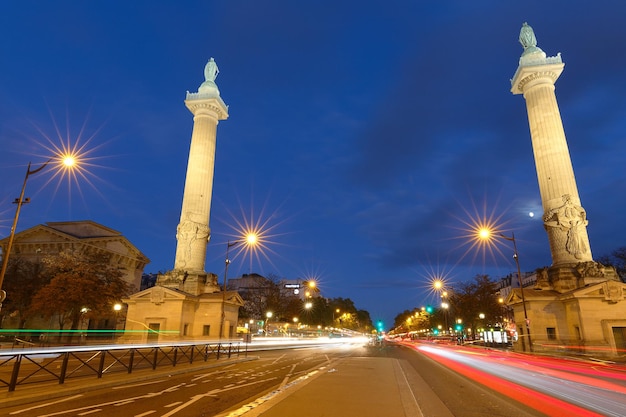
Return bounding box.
[0,220,148,290]
[0,220,149,331]
[506,23,626,357]
[123,58,243,343]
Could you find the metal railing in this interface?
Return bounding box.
[0,342,241,392]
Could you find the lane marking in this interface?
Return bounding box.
[271,354,286,365]
[78,410,102,416]
[9,394,84,415]
[134,412,156,417]
[160,377,278,417]
[279,364,297,389]
[112,380,168,389]
[35,383,187,416]
[164,402,183,408]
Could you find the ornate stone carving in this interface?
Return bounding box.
[543,194,589,259]
[576,261,606,278]
[603,280,623,303]
[535,267,551,290]
[515,71,559,91]
[151,286,165,305]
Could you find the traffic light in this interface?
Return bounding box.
[455,324,463,331]
[376,321,384,332]
[425,305,433,314]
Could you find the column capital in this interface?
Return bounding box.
[184,95,229,120]
[511,61,564,95]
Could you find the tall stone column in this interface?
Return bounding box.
[511,23,592,268]
[173,58,229,274]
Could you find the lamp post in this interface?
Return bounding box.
[441,301,449,335]
[265,311,273,336]
[500,232,533,352]
[113,303,122,341]
[0,157,75,311]
[479,228,532,352]
[219,234,257,340]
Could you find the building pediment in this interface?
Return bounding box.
[198,291,245,307]
[46,220,121,238]
[505,288,560,305]
[562,280,626,304]
[2,225,75,246]
[125,285,193,305]
[0,222,150,266]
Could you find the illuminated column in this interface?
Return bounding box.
[174,58,229,272]
[511,23,592,266]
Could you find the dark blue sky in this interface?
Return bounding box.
[2,1,625,326]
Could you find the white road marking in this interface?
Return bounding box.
[36,383,187,417]
[271,354,286,365]
[112,380,168,389]
[164,402,183,408]
[160,377,278,417]
[279,364,297,389]
[9,394,84,415]
[77,410,102,416]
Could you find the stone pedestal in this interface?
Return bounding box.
[156,270,221,296]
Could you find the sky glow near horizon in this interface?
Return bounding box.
[1,1,626,326]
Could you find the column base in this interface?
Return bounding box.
[156,269,220,295]
[545,262,620,293]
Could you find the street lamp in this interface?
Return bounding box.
[113,303,122,341]
[479,229,532,352]
[0,157,76,311]
[219,234,258,339]
[501,232,532,352]
[441,302,449,334]
[265,311,273,336]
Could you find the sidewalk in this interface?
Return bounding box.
[219,356,454,417]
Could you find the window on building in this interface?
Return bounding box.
[203,325,211,336]
[183,324,189,336]
[546,327,557,340]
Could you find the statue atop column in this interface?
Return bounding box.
[199,57,221,95]
[204,58,219,82]
[519,22,537,49]
[519,22,542,56]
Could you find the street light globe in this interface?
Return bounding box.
[62,155,76,168]
[245,233,258,245]
[478,228,491,240]
[113,303,122,312]
[266,311,273,319]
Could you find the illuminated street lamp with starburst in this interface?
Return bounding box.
[476,225,533,353]
[0,152,82,310]
[219,231,260,339]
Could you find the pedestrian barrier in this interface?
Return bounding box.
[0,342,241,392]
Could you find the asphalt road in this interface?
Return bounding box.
[2,341,551,417]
